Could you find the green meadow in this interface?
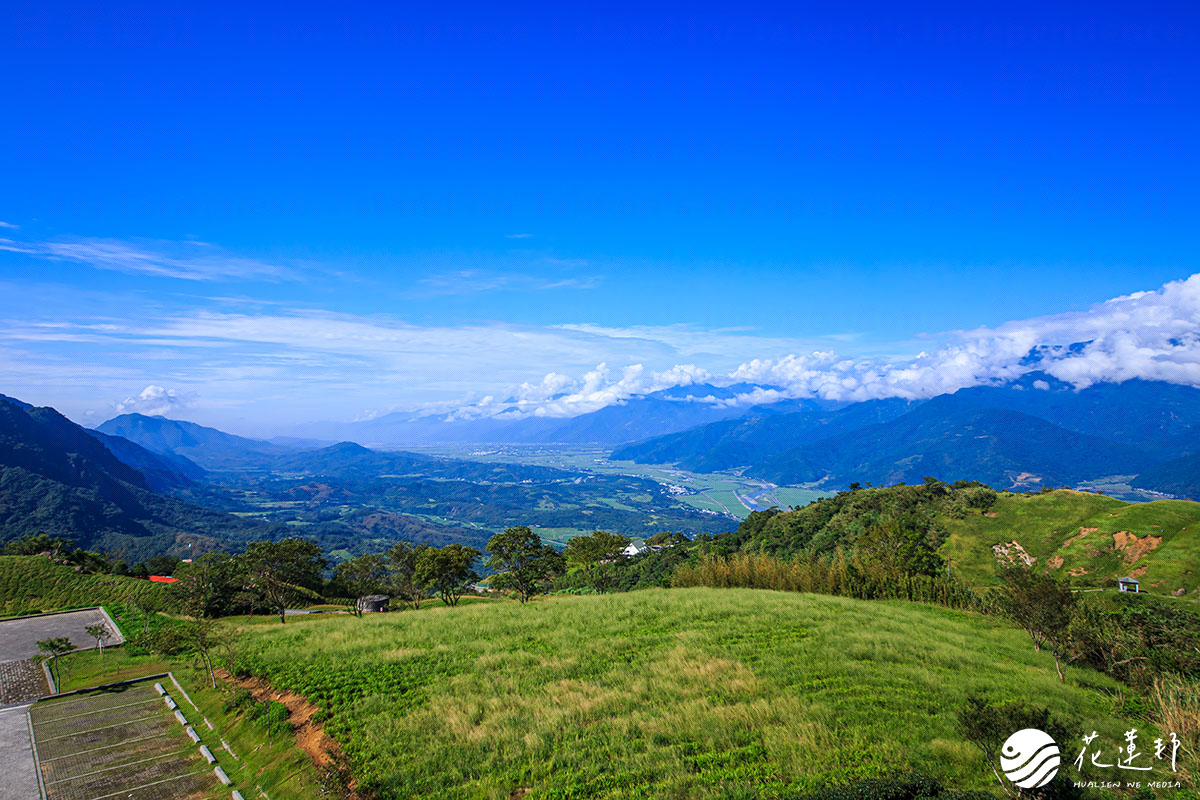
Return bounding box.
[941,491,1200,595]
[232,588,1137,799]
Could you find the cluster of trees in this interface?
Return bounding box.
[2,533,184,578]
[723,478,997,564]
[333,527,655,609]
[997,567,1200,687]
[330,541,482,611]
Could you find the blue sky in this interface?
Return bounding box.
[2,2,1198,433]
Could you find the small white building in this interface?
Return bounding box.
[623,538,649,557]
[1117,577,1140,594]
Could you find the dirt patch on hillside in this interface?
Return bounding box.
[1062,527,1097,548]
[1047,555,1064,569]
[1068,567,1090,577]
[1112,531,1161,564]
[215,668,358,796]
[993,540,1036,567]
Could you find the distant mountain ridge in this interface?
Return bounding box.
[753,399,1156,489]
[0,395,281,558]
[295,383,783,446]
[97,413,294,469]
[611,376,1200,497]
[611,397,920,471]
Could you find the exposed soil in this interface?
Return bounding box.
[1047,555,1064,569]
[214,668,360,798]
[1068,567,1090,576]
[1112,531,1162,565]
[1062,526,1098,548]
[992,540,1036,567]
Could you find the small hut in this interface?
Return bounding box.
[1117,577,1140,594]
[357,594,390,613]
[623,538,649,557]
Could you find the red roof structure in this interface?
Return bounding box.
[148,575,178,583]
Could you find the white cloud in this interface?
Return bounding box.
[416,269,601,295]
[115,385,192,416]
[505,233,534,239]
[5,272,1200,430]
[0,222,18,229]
[721,273,1200,403]
[0,236,292,281]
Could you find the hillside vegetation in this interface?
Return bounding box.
[726,484,1200,597]
[942,490,1200,594]
[0,555,165,616]
[230,588,1131,799]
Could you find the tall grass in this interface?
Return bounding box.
[230,588,1130,799]
[671,551,987,612]
[1149,675,1200,785]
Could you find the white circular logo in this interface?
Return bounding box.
[1001,728,1060,789]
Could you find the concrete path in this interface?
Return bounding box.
[0,704,40,800]
[0,609,120,661]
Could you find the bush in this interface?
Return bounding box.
[671,552,984,612]
[223,686,255,714]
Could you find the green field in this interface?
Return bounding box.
[942,491,1200,596]
[229,587,1142,799]
[405,444,831,522]
[0,555,167,616]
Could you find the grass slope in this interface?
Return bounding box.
[233,588,1131,799]
[942,491,1200,595]
[0,555,165,616]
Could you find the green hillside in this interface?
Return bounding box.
[231,588,1134,799]
[0,555,167,616]
[942,491,1200,595]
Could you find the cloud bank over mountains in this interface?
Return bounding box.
[2,270,1198,432]
[443,272,1200,420]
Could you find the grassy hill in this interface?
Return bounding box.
[724,483,1200,598]
[230,588,1135,799]
[942,490,1200,595]
[0,555,166,616]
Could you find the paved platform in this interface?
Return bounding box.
[0,704,41,800]
[0,658,49,704]
[0,609,120,661]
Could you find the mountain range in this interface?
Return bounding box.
[292,383,785,446]
[0,394,281,558]
[613,374,1200,498]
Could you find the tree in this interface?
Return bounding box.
[3,533,74,557]
[334,553,391,616]
[999,567,1077,680]
[563,530,630,593]
[955,694,1070,797]
[180,615,228,689]
[415,544,480,607]
[145,554,182,576]
[856,520,944,578]
[486,526,564,603]
[241,538,327,623]
[37,637,73,690]
[387,541,429,609]
[84,623,111,655]
[171,551,243,619]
